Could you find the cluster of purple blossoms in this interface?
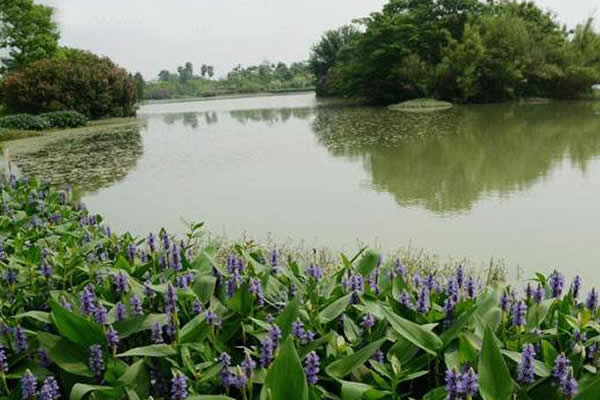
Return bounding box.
[269,324,283,346]
[500,291,512,312]
[127,243,137,262]
[270,248,280,273]
[367,267,379,294]
[21,370,37,399]
[94,304,108,325]
[39,258,52,279]
[0,346,8,372]
[205,310,221,328]
[249,278,265,307]
[114,272,129,294]
[553,354,578,398]
[260,337,276,368]
[416,286,430,313]
[241,354,257,378]
[512,301,527,327]
[166,313,177,339]
[444,298,456,327]
[455,265,465,288]
[517,344,536,384]
[131,295,143,317]
[398,290,414,310]
[307,264,323,282]
[15,326,28,353]
[115,302,127,321]
[171,372,188,400]
[571,276,582,299]
[147,232,156,252]
[226,255,245,298]
[445,366,479,399]
[422,274,440,292]
[176,272,195,289]
[372,349,385,363]
[106,326,119,353]
[291,320,315,344]
[80,285,96,315]
[192,299,203,315]
[165,283,178,314]
[447,277,459,303]
[152,322,164,344]
[39,376,60,400]
[586,288,598,312]
[394,258,407,279]
[88,344,105,381]
[465,277,477,299]
[533,284,544,304]
[304,352,320,384]
[170,245,183,272]
[342,273,365,304]
[4,268,17,285]
[361,313,376,330]
[548,270,566,298]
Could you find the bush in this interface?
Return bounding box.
[40,110,88,128]
[0,48,137,119]
[0,113,49,130]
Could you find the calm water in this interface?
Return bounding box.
[5,93,600,279]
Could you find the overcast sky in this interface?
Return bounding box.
[39,0,598,80]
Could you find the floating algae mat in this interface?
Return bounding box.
[388,98,453,112]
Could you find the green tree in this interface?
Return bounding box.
[177,61,193,83]
[0,0,60,71]
[207,65,214,79]
[134,72,145,101]
[158,69,172,82]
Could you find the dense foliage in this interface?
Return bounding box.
[0,0,60,72]
[0,114,48,131]
[310,0,600,104]
[144,61,314,100]
[0,174,600,400]
[39,111,88,129]
[0,49,137,119]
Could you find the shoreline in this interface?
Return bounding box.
[140,89,316,105]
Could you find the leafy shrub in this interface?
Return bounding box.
[40,110,88,128]
[0,48,137,119]
[0,113,49,130]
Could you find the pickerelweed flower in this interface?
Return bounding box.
[586,288,598,312]
[466,277,477,299]
[361,313,376,330]
[15,325,28,353]
[89,345,104,381]
[304,351,320,384]
[517,344,536,384]
[127,243,136,262]
[552,353,570,379]
[548,270,565,298]
[21,370,37,399]
[152,322,164,344]
[226,270,242,298]
[147,232,156,252]
[270,248,279,273]
[205,310,221,328]
[444,298,455,327]
[166,313,177,338]
[115,272,129,294]
[4,269,17,285]
[192,299,203,314]
[560,370,578,399]
[115,302,127,321]
[40,259,52,279]
[500,291,511,312]
[39,376,60,400]
[399,290,414,309]
[131,295,143,317]
[249,278,265,307]
[165,283,178,314]
[456,265,465,288]
[533,284,544,304]
[171,372,188,400]
[94,304,108,325]
[457,367,479,397]
[170,245,183,272]
[416,286,430,313]
[106,326,119,353]
[80,285,97,315]
[292,320,306,340]
[372,350,385,363]
[447,277,459,303]
[268,324,282,346]
[307,264,323,281]
[423,274,439,292]
[445,368,460,399]
[571,276,582,299]
[512,301,527,327]
[0,346,7,372]
[39,348,51,368]
[260,337,275,368]
[395,258,407,278]
[241,354,257,378]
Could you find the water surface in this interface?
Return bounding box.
[5,93,600,280]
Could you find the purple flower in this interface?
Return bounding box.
[416,286,430,313]
[170,372,188,400]
[512,301,527,327]
[447,277,459,303]
[130,295,143,317]
[205,310,221,328]
[4,269,17,285]
[219,352,232,367]
[226,271,242,298]
[127,243,137,262]
[361,313,376,330]
[517,344,536,384]
[39,376,60,400]
[292,320,305,340]
[372,349,385,363]
[304,351,320,384]
[260,337,275,368]
[444,298,456,327]
[586,289,598,312]
[94,304,108,325]
[170,246,183,272]
[571,276,582,299]
[152,322,163,344]
[106,326,119,352]
[115,272,129,294]
[552,353,570,379]
[249,278,265,307]
[241,354,257,378]
[15,326,28,353]
[445,368,460,398]
[166,313,177,338]
[39,260,52,279]
[115,302,127,321]
[269,324,282,346]
[88,344,105,380]
[423,274,439,292]
[165,283,178,314]
[398,290,414,309]
[147,233,156,252]
[192,299,203,314]
[21,370,37,399]
[0,346,8,372]
[533,284,544,304]
[270,249,279,273]
[500,291,511,312]
[560,370,578,399]
[457,367,479,397]
[548,270,565,298]
[455,265,464,288]
[161,231,170,251]
[80,285,97,315]
[466,277,477,299]
[307,264,323,282]
[233,372,248,389]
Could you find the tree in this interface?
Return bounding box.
[177,61,193,83]
[0,0,60,71]
[201,64,208,77]
[158,69,171,82]
[309,25,360,82]
[207,65,214,79]
[0,49,137,118]
[134,72,145,101]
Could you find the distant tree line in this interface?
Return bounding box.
[144,61,314,100]
[309,0,600,104]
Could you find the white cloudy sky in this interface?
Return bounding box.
[39,0,599,79]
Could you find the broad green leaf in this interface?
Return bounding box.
[14,311,51,323]
[527,299,553,329]
[38,332,94,377]
[319,293,352,324]
[502,350,551,377]
[118,359,150,399]
[113,314,167,339]
[264,336,308,400]
[50,299,106,347]
[357,251,380,277]
[575,374,600,399]
[69,384,121,400]
[192,275,217,303]
[381,306,442,355]
[180,313,208,343]
[117,344,176,358]
[542,340,559,369]
[479,326,513,400]
[341,381,375,400]
[276,300,299,339]
[423,387,447,400]
[227,283,254,315]
[326,338,386,379]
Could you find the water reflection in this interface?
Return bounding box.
[163,112,219,128]
[312,102,600,213]
[230,107,313,125]
[9,125,143,194]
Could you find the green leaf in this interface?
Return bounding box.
[118,360,150,399]
[38,332,94,377]
[423,387,447,400]
[380,305,442,355]
[575,374,600,399]
[527,299,553,329]
[276,300,299,339]
[502,350,551,378]
[227,283,254,315]
[50,299,106,348]
[319,294,352,324]
[117,344,176,358]
[192,275,217,303]
[356,251,380,277]
[264,336,308,400]
[69,384,121,400]
[478,326,514,400]
[542,340,559,369]
[326,338,386,379]
[113,314,167,339]
[341,381,374,400]
[180,313,208,343]
[14,311,51,323]
[187,397,237,400]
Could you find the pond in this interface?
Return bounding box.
[4,93,600,280]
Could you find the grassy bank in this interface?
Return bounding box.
[142,88,315,105]
[0,174,598,400]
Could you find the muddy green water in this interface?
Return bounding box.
[5,93,600,280]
